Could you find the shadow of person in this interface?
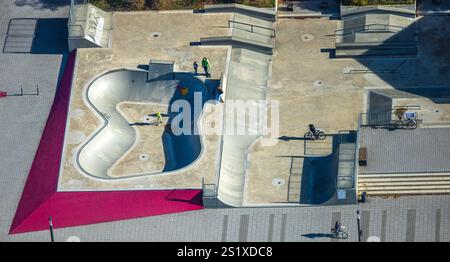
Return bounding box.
[301,233,332,239]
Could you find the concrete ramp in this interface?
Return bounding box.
[204,4,276,22]
[216,48,271,207]
[76,69,207,180]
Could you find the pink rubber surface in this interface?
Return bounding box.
[10,51,203,234]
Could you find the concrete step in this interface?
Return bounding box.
[204,4,276,22]
[359,173,450,178]
[200,36,274,55]
[335,47,417,58]
[362,189,450,196]
[359,181,450,186]
[359,185,450,191]
[359,176,450,182]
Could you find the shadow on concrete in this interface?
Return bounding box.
[302,233,332,239]
[344,14,450,104]
[32,18,69,54]
[282,0,340,17]
[129,122,158,126]
[299,132,356,205]
[14,0,70,11]
[299,135,339,204]
[278,135,306,141]
[320,48,336,59]
[165,189,203,205]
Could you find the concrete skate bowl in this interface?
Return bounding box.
[76,68,209,180]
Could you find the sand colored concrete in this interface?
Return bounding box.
[108,102,168,177]
[58,11,231,191]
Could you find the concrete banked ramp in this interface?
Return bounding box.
[213,6,274,207]
[76,69,206,179]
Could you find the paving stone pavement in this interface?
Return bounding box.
[1,1,449,242]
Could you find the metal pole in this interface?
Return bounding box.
[49,217,55,242]
[356,210,362,242]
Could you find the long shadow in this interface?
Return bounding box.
[160,73,216,172]
[299,135,339,204]
[165,189,203,205]
[3,17,70,91]
[302,233,332,239]
[33,18,70,86]
[299,133,356,205]
[341,10,450,103]
[278,136,306,141]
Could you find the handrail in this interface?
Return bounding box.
[335,23,405,36]
[228,19,276,38]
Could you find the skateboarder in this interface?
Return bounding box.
[156,111,163,126]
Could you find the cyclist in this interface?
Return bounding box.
[334,220,343,233]
[309,124,318,138]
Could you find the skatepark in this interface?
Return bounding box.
[1,0,449,239]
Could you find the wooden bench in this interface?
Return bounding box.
[359,147,367,166]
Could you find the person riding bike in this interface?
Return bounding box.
[334,220,343,233]
[305,124,326,140]
[309,124,320,139]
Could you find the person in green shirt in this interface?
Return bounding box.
[156,111,163,126]
[201,57,211,78]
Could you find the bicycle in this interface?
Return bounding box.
[330,227,348,239]
[304,129,326,140]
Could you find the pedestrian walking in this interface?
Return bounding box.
[201,57,211,78]
[193,61,198,75]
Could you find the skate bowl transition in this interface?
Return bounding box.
[76,68,209,180]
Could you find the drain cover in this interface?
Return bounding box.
[313,80,324,87]
[301,34,313,42]
[272,178,285,186]
[139,154,149,161]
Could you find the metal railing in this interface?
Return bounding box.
[360,106,421,128]
[228,20,276,38]
[335,23,405,36]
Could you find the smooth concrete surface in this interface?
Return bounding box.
[58,11,231,191]
[76,69,206,179]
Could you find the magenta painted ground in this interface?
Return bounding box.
[10,51,203,235]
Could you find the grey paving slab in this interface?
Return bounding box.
[381,210,387,242]
[221,215,228,242]
[360,128,450,174]
[238,215,249,242]
[406,209,416,242]
[267,214,274,242]
[435,209,441,242]
[279,213,287,242]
